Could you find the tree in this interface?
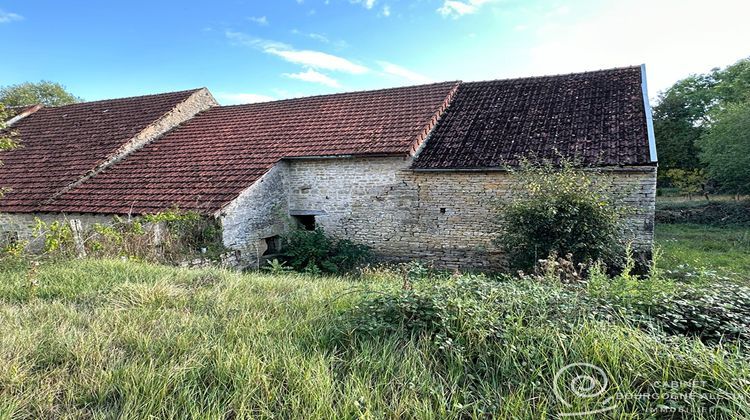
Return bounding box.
[665,168,708,200]
[0,81,81,107]
[653,74,716,176]
[697,102,750,196]
[713,58,750,106]
[653,57,750,187]
[495,160,627,272]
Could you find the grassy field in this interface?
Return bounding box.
[1,254,750,418]
[1,203,750,419]
[656,224,750,280]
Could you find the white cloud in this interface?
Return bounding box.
[226,30,289,50]
[0,9,23,23]
[216,92,276,105]
[526,0,750,96]
[307,32,329,43]
[351,0,376,9]
[378,61,433,84]
[266,48,368,74]
[248,16,269,26]
[437,0,498,18]
[226,30,367,74]
[381,5,391,17]
[291,30,349,49]
[284,69,341,87]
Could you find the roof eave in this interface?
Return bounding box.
[411,164,657,173]
[641,63,658,163]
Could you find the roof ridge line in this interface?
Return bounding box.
[216,81,461,108]
[462,65,643,85]
[47,88,205,108]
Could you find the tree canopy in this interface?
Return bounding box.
[697,102,750,195]
[0,81,81,107]
[654,57,750,194]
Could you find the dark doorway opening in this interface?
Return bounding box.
[262,235,282,256]
[293,215,316,231]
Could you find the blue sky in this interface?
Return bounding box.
[1,0,749,104]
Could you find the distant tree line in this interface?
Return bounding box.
[654,57,750,198]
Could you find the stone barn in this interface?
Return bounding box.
[0,65,657,270]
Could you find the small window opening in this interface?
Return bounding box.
[440,207,447,214]
[293,215,316,231]
[262,235,282,256]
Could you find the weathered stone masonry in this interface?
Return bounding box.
[218,162,292,269]
[0,213,114,250]
[220,157,657,270]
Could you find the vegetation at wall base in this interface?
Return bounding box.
[280,227,372,274]
[16,210,228,265]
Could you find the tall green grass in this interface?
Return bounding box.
[656,224,750,279]
[0,259,748,419]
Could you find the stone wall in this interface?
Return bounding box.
[0,212,116,250]
[258,156,656,270]
[218,162,292,269]
[2,156,656,271]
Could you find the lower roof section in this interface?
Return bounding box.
[0,89,203,213]
[38,82,459,214]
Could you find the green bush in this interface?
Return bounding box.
[281,227,371,274]
[588,270,750,344]
[331,270,750,415]
[334,274,589,351]
[496,160,628,272]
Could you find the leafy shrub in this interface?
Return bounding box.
[263,258,293,275]
[496,159,628,272]
[665,168,708,199]
[143,210,226,261]
[586,258,750,344]
[281,227,371,274]
[644,284,750,343]
[32,219,75,256]
[334,273,590,354]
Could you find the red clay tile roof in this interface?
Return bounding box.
[0,89,200,212]
[41,82,459,214]
[412,66,654,169]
